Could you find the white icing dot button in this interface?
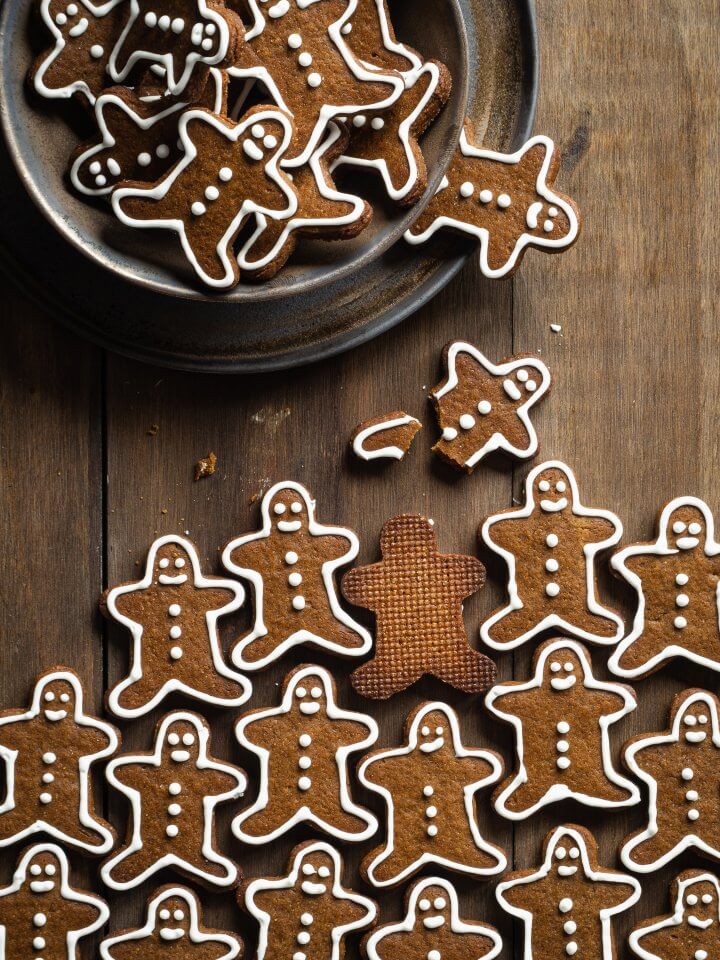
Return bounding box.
[497,193,512,208]
[307,72,322,87]
[558,899,573,914]
[423,785,434,796]
[39,792,53,804]
[686,790,699,801]
[297,932,311,945]
[563,921,577,935]
[565,943,578,956]
[33,914,47,928]
[426,824,438,837]
[682,767,694,780]
[299,734,312,747]
[546,534,559,547]
[300,913,314,926]
[169,782,182,795]
[479,189,492,203]
[556,756,571,770]
[442,427,458,441]
[288,32,302,47]
[696,951,708,960]
[674,616,688,629]
[168,604,181,616]
[288,572,303,587]
[557,721,570,734]
[42,753,56,765]
[33,937,46,950]
[459,414,475,430]
[298,776,312,790]
[166,824,179,837]
[428,952,441,960]
[459,181,474,198]
[676,573,689,585]
[285,551,298,565]
[170,646,183,660]
[298,756,312,769]
[292,596,306,611]
[478,400,492,415]
[688,809,700,821]
[676,593,690,607]
[545,583,560,597]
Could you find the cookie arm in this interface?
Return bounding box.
[0,716,24,754]
[342,564,383,610]
[482,515,520,553]
[587,514,620,543]
[226,537,269,575]
[203,764,244,797]
[111,587,146,623]
[449,554,485,594]
[200,585,241,610]
[602,877,640,909]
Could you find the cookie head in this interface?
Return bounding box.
[415,885,453,928]
[298,847,335,895]
[681,876,720,924]
[23,849,64,894]
[268,485,312,534]
[525,197,572,241]
[666,505,707,551]
[379,515,435,556]
[547,830,584,878]
[545,647,584,691]
[416,709,450,754]
[162,718,201,764]
[154,540,194,585]
[37,674,77,723]
[155,892,194,941]
[533,466,572,513]
[47,0,90,40]
[506,364,543,402]
[289,673,328,716]
[678,698,716,744]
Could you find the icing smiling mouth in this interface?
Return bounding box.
[158,573,188,585]
[30,880,55,893]
[278,520,302,532]
[44,709,67,722]
[550,675,576,690]
[160,928,186,941]
[540,497,568,512]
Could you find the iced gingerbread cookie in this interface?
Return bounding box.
[621,689,720,873]
[0,668,118,855]
[242,841,376,960]
[358,701,506,887]
[221,481,371,670]
[0,843,109,960]
[31,0,127,104]
[101,710,246,889]
[629,871,720,960]
[70,71,226,197]
[351,411,422,462]
[334,61,451,206]
[108,0,245,97]
[343,514,496,699]
[364,876,502,960]
[228,0,404,165]
[486,637,639,818]
[609,497,720,679]
[101,885,243,960]
[102,533,251,718]
[480,460,624,651]
[496,824,640,960]
[405,122,581,278]
[431,341,551,472]
[113,106,298,289]
[233,664,378,843]
[238,122,371,280]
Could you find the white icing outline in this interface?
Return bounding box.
[364,876,502,960]
[0,843,109,957]
[108,0,229,96]
[621,689,720,873]
[221,480,371,670]
[332,61,442,202]
[404,134,580,278]
[233,664,378,843]
[237,122,367,273]
[480,459,624,651]
[358,701,506,888]
[227,0,404,168]
[352,413,420,461]
[33,0,125,103]
[433,342,550,467]
[105,533,251,719]
[112,108,297,289]
[629,872,720,960]
[71,70,225,198]
[244,840,376,960]
[100,885,241,960]
[0,669,118,854]
[101,710,246,890]
[496,825,641,960]
[609,497,720,679]
[486,638,639,819]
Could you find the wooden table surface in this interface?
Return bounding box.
[2,0,719,955]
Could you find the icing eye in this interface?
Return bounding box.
[685,715,698,726]
[539,480,551,492]
[60,693,70,703]
[673,521,687,534]
[182,733,195,746]
[174,910,185,921]
[516,369,529,382]
[274,503,286,515]
[419,899,431,911]
[434,898,446,910]
[550,661,561,673]
[45,864,56,875]
[160,909,171,920]
[30,864,42,876]
[569,847,580,859]
[168,732,180,745]
[689,522,702,535]
[44,692,55,702]
[317,866,330,878]
[435,727,444,736]
[296,687,307,698]
[302,864,316,876]
[555,847,566,859]
[421,726,430,736]
[175,558,186,568]
[703,894,713,904]
[688,894,699,905]
[311,687,322,698]
[699,714,709,724]
[556,481,567,493]
[564,663,574,672]
[291,502,303,514]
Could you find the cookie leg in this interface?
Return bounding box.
[500,778,549,815]
[367,842,417,884]
[114,673,167,713]
[582,609,621,639]
[324,806,374,837]
[0,805,28,843]
[238,629,283,666]
[239,800,294,839]
[104,844,159,886]
[351,657,418,699]
[62,815,110,851]
[624,826,677,868]
[320,619,369,654]
[433,643,496,693]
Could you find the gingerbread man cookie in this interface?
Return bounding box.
[486,638,639,818]
[108,0,244,96]
[630,871,720,960]
[102,534,251,718]
[351,411,422,462]
[101,710,246,889]
[405,123,581,278]
[0,843,109,960]
[496,824,640,960]
[342,514,496,699]
[621,689,720,873]
[242,841,376,960]
[112,106,298,289]
[431,342,551,472]
[233,664,377,843]
[222,481,371,670]
[31,0,127,104]
[609,497,720,679]
[100,885,243,960]
[70,72,226,196]
[358,701,505,887]
[237,121,371,280]
[0,668,118,855]
[364,876,501,960]
[480,460,624,650]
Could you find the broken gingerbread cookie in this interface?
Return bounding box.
[351,411,421,462]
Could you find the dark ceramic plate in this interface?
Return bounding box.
[0,0,537,372]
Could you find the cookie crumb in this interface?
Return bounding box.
[194,452,217,481]
[550,323,562,333]
[147,424,160,436]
